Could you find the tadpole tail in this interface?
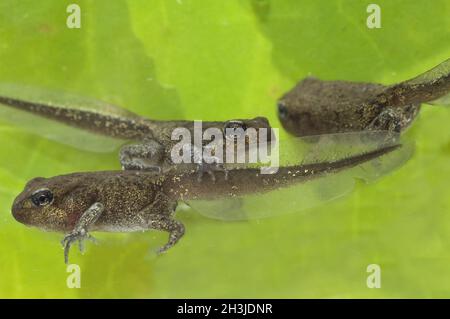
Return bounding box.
[228,143,402,194]
[379,58,450,107]
[0,95,154,140]
[174,143,402,201]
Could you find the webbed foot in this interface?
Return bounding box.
[147,216,185,254]
[61,229,97,264]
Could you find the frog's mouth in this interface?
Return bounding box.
[11,195,42,228]
[278,104,316,137]
[11,197,30,226]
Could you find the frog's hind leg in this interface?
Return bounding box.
[148,214,185,254]
[142,192,185,254]
[367,104,420,132]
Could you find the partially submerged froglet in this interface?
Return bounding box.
[0,84,272,178]
[278,58,450,136]
[12,141,401,263]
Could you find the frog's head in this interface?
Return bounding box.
[12,174,91,232]
[278,76,390,137]
[277,77,335,137]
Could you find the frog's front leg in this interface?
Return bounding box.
[119,138,164,172]
[193,144,228,183]
[367,107,408,132]
[196,161,228,182]
[61,202,104,264]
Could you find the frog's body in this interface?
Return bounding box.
[12,143,400,263]
[278,58,449,136]
[0,91,272,174]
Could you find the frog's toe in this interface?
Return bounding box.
[78,234,98,254]
[61,229,95,264]
[196,162,228,183]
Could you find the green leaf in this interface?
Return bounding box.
[0,0,449,298]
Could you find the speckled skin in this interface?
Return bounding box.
[0,95,272,172]
[12,144,399,262]
[278,58,449,136]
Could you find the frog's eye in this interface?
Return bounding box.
[224,120,248,140]
[31,188,54,207]
[224,120,248,131]
[277,101,288,119]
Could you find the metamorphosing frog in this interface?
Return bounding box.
[0,84,272,178]
[278,58,450,136]
[12,138,402,263]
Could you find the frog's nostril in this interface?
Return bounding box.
[277,101,288,119]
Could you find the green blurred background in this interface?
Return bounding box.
[0,0,449,298]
